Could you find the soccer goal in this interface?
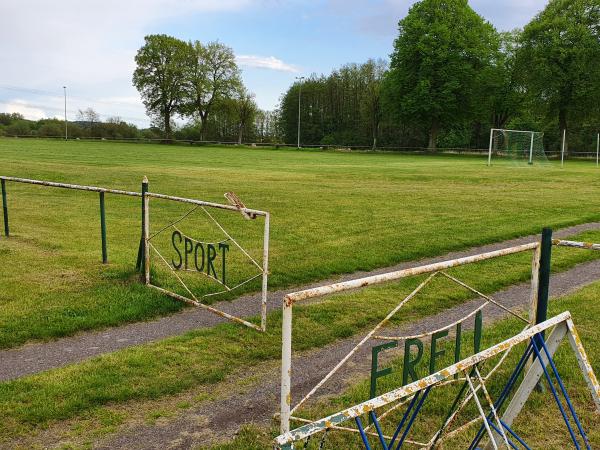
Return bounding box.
[487,128,547,166]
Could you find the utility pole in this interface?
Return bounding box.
[295,76,304,149]
[63,86,68,141]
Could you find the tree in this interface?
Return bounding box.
[384,0,498,150]
[77,107,100,136]
[133,34,189,139]
[183,40,242,139]
[232,88,257,144]
[486,31,524,130]
[360,59,388,149]
[518,0,600,154]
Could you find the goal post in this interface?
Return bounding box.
[488,128,546,166]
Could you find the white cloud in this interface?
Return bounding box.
[236,55,299,73]
[0,100,49,121]
[0,0,259,125]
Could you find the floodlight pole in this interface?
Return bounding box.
[561,128,566,168]
[63,86,68,141]
[295,76,304,149]
[528,131,534,165]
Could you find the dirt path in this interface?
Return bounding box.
[0,222,599,382]
[94,257,600,450]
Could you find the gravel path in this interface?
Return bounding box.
[1,222,599,382]
[95,257,600,450]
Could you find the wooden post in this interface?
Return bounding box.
[1,179,8,237]
[99,191,107,263]
[136,177,149,271]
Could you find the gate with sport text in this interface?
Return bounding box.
[138,178,270,332]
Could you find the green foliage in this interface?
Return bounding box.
[518,0,600,153]
[384,0,498,150]
[278,60,393,148]
[132,34,190,139]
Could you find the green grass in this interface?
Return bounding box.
[0,230,600,445]
[2,138,600,348]
[207,281,600,449]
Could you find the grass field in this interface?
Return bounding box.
[2,139,600,447]
[211,282,600,449]
[1,138,600,349]
[0,239,599,447]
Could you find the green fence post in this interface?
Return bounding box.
[536,227,553,330]
[1,179,8,237]
[136,177,149,272]
[99,191,108,263]
[534,227,552,393]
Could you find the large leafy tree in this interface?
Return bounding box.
[487,31,524,130]
[360,59,388,149]
[183,41,242,139]
[132,34,189,139]
[518,0,600,153]
[384,0,497,150]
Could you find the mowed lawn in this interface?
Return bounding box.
[1,138,600,348]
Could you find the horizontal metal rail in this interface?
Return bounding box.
[285,242,539,304]
[275,312,571,446]
[145,192,267,217]
[553,239,600,251]
[0,176,142,197]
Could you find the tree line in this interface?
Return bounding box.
[279,0,600,153]
[133,35,280,143]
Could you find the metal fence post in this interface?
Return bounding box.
[280,296,293,435]
[143,176,150,284]
[136,177,149,272]
[536,228,553,330]
[261,212,270,332]
[99,191,108,263]
[1,179,8,237]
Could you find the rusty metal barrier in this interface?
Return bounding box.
[0,175,270,331]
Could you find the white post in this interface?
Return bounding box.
[63,86,67,141]
[596,133,600,167]
[488,129,495,166]
[260,212,270,332]
[280,297,293,434]
[561,129,566,168]
[528,131,534,165]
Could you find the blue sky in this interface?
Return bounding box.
[0,0,548,127]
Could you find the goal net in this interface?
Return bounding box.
[488,129,547,165]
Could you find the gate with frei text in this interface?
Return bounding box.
[275,229,600,448]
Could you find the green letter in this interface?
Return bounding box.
[219,242,229,284]
[430,329,449,374]
[454,322,462,379]
[474,310,483,353]
[184,237,193,270]
[194,243,204,272]
[403,338,423,386]
[171,230,182,269]
[370,341,397,399]
[206,243,217,279]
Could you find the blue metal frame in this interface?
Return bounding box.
[354,387,432,450]
[532,334,591,449]
[469,343,534,450]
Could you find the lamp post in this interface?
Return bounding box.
[295,76,304,149]
[63,86,67,141]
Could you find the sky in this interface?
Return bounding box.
[0,0,548,128]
